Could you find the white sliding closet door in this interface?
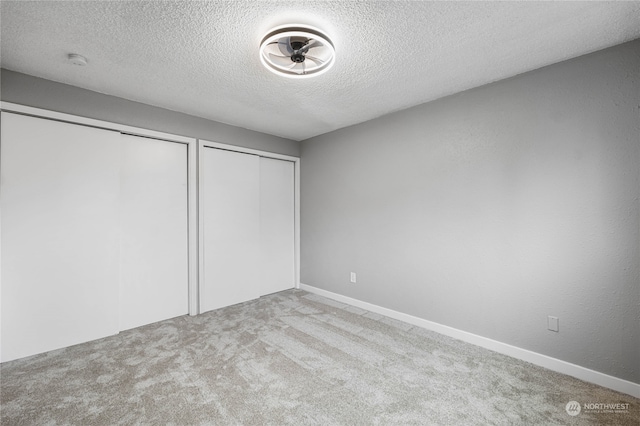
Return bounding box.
[1,112,120,362]
[118,134,188,331]
[260,157,295,295]
[201,148,261,313]
[200,147,296,313]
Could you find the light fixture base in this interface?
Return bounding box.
[68,53,87,66]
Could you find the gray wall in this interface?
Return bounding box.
[0,69,299,157]
[301,40,640,383]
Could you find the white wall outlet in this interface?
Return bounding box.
[548,316,559,332]
[350,272,356,283]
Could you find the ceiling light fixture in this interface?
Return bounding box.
[68,53,88,66]
[260,25,335,78]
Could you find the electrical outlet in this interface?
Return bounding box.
[548,316,559,332]
[350,272,356,283]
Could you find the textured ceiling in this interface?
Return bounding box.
[1,1,639,141]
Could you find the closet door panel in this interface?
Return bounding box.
[260,157,295,295]
[0,112,120,362]
[201,148,260,313]
[118,134,188,331]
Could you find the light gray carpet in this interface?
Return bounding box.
[1,289,638,425]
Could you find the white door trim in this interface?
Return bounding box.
[198,140,301,315]
[0,102,194,143]
[0,102,200,317]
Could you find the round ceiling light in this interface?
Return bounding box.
[260,25,335,78]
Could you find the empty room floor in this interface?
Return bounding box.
[1,290,638,425]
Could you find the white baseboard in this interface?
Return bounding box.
[299,283,640,398]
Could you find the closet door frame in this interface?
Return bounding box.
[198,139,300,313]
[0,102,200,317]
